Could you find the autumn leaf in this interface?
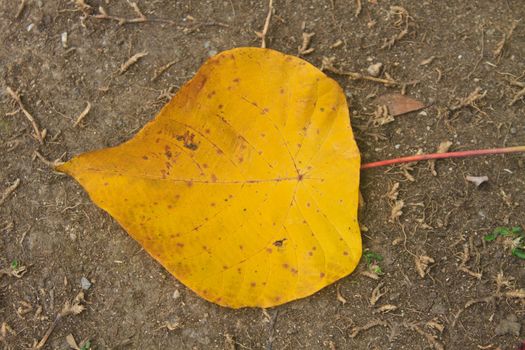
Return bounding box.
[57,47,361,308]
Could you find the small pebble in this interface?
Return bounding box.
[510,127,517,134]
[80,277,92,290]
[61,32,68,48]
[173,289,181,300]
[367,63,383,77]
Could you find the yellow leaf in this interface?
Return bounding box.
[57,47,361,308]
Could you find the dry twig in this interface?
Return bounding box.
[15,0,26,18]
[429,141,452,176]
[405,323,444,350]
[298,32,315,55]
[0,179,20,206]
[509,84,525,106]
[321,57,398,85]
[458,243,482,279]
[73,102,92,127]
[0,264,27,278]
[33,292,86,349]
[450,87,486,111]
[493,20,518,60]
[414,255,434,278]
[256,0,274,48]
[34,151,66,168]
[6,87,45,144]
[350,320,389,338]
[370,283,385,306]
[336,284,347,304]
[119,52,148,74]
[355,0,362,17]
[381,6,411,49]
[151,60,179,82]
[94,1,148,25]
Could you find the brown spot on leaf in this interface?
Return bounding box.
[273,238,286,247]
[165,145,172,159]
[142,155,149,160]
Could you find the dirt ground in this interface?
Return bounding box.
[1,0,525,349]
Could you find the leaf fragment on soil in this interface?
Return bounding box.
[374,93,426,117]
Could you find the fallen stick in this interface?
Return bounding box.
[0,179,21,206]
[361,146,525,169]
[6,87,45,144]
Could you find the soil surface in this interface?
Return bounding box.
[1,0,525,349]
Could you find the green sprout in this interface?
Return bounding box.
[484,226,525,259]
[10,260,19,269]
[363,250,384,275]
[80,340,91,350]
